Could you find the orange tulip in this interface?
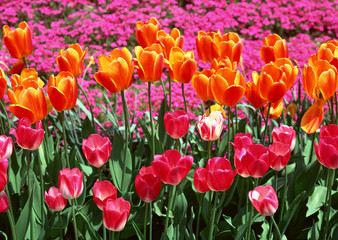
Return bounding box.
[245,72,267,108]
[0,68,7,101]
[196,31,219,63]
[273,58,298,90]
[7,87,47,124]
[10,68,43,92]
[48,72,78,112]
[258,63,287,103]
[3,21,33,59]
[9,59,25,75]
[157,28,184,60]
[191,69,214,101]
[264,100,283,119]
[211,58,237,71]
[136,17,161,48]
[309,40,338,70]
[168,47,197,84]
[210,68,246,107]
[301,100,324,134]
[260,34,288,64]
[205,104,226,117]
[94,47,134,93]
[217,32,243,64]
[56,44,88,78]
[303,60,337,102]
[134,46,164,82]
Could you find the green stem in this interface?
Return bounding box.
[98,168,102,181]
[308,133,316,163]
[208,100,212,114]
[208,191,219,240]
[227,107,231,159]
[37,148,45,224]
[274,171,278,192]
[121,90,130,195]
[271,215,282,240]
[149,202,153,240]
[61,111,70,168]
[321,169,334,240]
[247,178,258,240]
[196,194,203,240]
[262,102,271,145]
[23,57,28,68]
[330,97,334,124]
[175,139,181,153]
[26,150,33,240]
[58,212,63,239]
[114,93,118,114]
[163,185,177,238]
[235,104,238,132]
[279,167,287,223]
[169,78,172,111]
[77,81,95,131]
[181,83,189,155]
[144,202,149,240]
[207,141,212,159]
[0,111,5,133]
[238,179,245,212]
[160,78,168,110]
[148,83,155,160]
[71,199,79,240]
[5,187,17,240]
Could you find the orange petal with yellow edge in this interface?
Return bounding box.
[301,100,324,134]
[8,104,35,123]
[94,72,118,93]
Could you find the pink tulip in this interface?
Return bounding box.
[58,168,83,199]
[319,124,338,139]
[103,197,131,232]
[0,190,9,213]
[9,117,44,150]
[193,167,210,193]
[197,111,224,141]
[164,110,190,139]
[269,142,291,171]
[135,166,162,203]
[0,158,8,192]
[0,135,13,159]
[93,181,117,210]
[82,134,112,168]
[272,124,296,151]
[44,187,67,212]
[315,124,338,169]
[248,185,278,216]
[152,149,193,185]
[232,132,254,150]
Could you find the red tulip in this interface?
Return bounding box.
[0,135,13,159]
[44,187,67,212]
[234,144,270,178]
[103,197,131,232]
[206,157,237,192]
[232,132,254,151]
[197,111,224,141]
[0,190,9,213]
[272,124,296,151]
[0,158,8,192]
[9,117,44,151]
[82,134,112,168]
[151,149,193,185]
[248,185,278,216]
[135,166,162,203]
[0,68,7,101]
[193,167,210,193]
[269,142,291,171]
[315,124,338,169]
[164,110,190,139]
[93,181,117,210]
[58,168,83,199]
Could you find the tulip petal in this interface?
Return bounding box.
[301,101,324,134]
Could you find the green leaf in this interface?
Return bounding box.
[81,116,95,139]
[76,211,102,240]
[131,221,144,240]
[306,186,326,217]
[294,160,321,197]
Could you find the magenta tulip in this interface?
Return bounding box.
[0,135,13,159]
[269,142,291,171]
[93,181,117,210]
[164,110,190,139]
[103,197,131,232]
[0,158,8,192]
[58,168,83,199]
[44,187,67,212]
[272,124,296,151]
[0,190,9,213]
[82,134,112,168]
[193,167,210,193]
[135,166,162,203]
[248,185,278,216]
[315,124,338,169]
[232,132,254,150]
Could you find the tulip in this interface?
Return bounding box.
[273,58,298,91]
[245,72,267,109]
[272,124,296,151]
[44,187,67,212]
[263,100,283,119]
[9,58,25,75]
[7,87,47,124]
[205,104,226,117]
[206,157,237,192]
[210,68,246,107]
[9,118,44,150]
[193,167,210,193]
[48,71,78,112]
[93,181,117,210]
[232,132,253,151]
[136,17,161,48]
[248,185,278,216]
[301,100,324,134]
[94,47,134,93]
[57,43,88,78]
[168,48,197,84]
[217,32,243,64]
[0,135,13,159]
[0,68,7,101]
[0,190,9,213]
[164,110,189,139]
[103,197,131,232]
[151,149,193,185]
[196,31,219,62]
[157,28,184,60]
[197,111,224,141]
[234,144,270,178]
[135,166,162,203]
[260,34,288,64]
[191,69,214,101]
[10,68,43,92]
[0,158,8,192]
[211,57,237,71]
[309,40,338,70]
[315,124,338,169]
[269,142,291,171]
[58,168,83,199]
[134,46,164,82]
[82,134,112,168]
[2,21,33,59]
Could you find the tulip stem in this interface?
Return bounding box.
[235,104,238,132]
[77,81,95,132]
[149,202,153,240]
[121,90,130,194]
[308,132,316,163]
[160,78,168,111]
[279,167,288,223]
[227,107,231,159]
[5,186,17,240]
[247,178,258,240]
[163,185,177,238]
[208,191,219,240]
[71,199,79,240]
[37,148,45,224]
[181,83,189,155]
[271,215,282,240]
[176,139,181,153]
[0,113,5,133]
[58,212,63,239]
[98,168,102,181]
[169,78,172,111]
[26,150,33,240]
[147,83,155,161]
[61,111,70,168]
[320,168,334,240]
[23,57,28,68]
[207,140,212,159]
[144,202,149,240]
[262,102,271,145]
[196,193,203,240]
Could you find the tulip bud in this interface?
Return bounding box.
[103,198,131,232]
[44,187,67,212]
[272,124,296,151]
[0,190,9,213]
[135,166,162,203]
[197,111,224,141]
[193,167,210,193]
[93,181,117,210]
[0,158,9,192]
[0,135,13,159]
[315,124,338,169]
[164,110,189,139]
[269,142,291,171]
[248,185,278,216]
[58,168,83,199]
[82,134,112,168]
